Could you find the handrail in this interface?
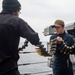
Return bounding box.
[20,70,52,75]
[19,51,36,54]
[18,61,47,66]
[18,51,53,75]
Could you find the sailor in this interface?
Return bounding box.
[0,0,39,75]
[49,19,74,75]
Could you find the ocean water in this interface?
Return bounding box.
[18,41,52,75]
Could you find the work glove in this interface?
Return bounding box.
[35,42,50,57]
[35,47,50,57]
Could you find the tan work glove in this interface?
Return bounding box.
[35,48,50,57]
[35,48,44,56]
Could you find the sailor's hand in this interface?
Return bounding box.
[56,37,63,44]
[35,48,50,57]
[35,48,43,56]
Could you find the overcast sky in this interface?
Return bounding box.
[0,0,75,42]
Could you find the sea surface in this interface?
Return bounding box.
[18,41,53,75]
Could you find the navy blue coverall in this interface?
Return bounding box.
[50,32,74,75]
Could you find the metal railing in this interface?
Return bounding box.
[18,51,52,75]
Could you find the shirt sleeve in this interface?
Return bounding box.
[18,18,40,45]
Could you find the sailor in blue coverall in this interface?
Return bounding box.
[50,20,74,75]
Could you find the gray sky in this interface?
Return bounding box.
[0,0,75,42]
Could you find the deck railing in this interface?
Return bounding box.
[18,51,52,75]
